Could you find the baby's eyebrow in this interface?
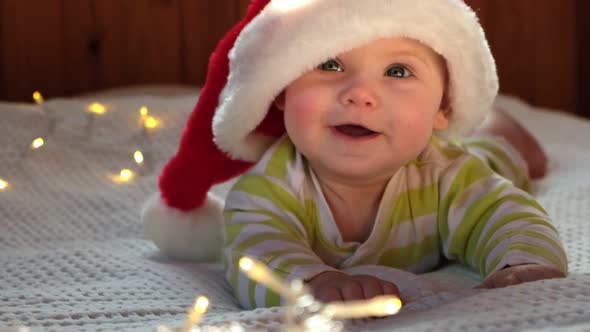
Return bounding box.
[384,51,430,66]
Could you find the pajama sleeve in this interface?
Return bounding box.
[454,135,530,192]
[437,153,568,278]
[222,173,338,309]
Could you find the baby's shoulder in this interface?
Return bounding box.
[233,135,308,195]
[418,136,474,169]
[248,135,301,175]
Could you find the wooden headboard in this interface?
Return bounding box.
[1,0,587,116]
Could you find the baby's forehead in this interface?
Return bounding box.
[342,37,443,62]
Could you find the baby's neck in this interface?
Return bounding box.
[317,176,389,243]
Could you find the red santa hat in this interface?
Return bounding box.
[142,0,498,261]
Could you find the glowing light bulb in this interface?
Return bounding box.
[134,151,144,165]
[195,296,209,313]
[139,106,149,117]
[88,102,106,115]
[144,116,160,129]
[181,296,209,332]
[384,297,403,315]
[323,295,402,319]
[239,257,254,271]
[33,91,44,104]
[0,178,9,191]
[31,138,45,149]
[239,256,298,299]
[118,169,134,182]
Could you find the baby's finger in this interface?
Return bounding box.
[476,276,504,289]
[514,265,565,283]
[341,282,364,301]
[540,267,566,279]
[380,280,401,297]
[316,287,344,303]
[494,273,521,288]
[360,278,383,300]
[511,267,537,283]
[474,279,491,289]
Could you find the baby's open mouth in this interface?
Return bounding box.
[334,124,377,137]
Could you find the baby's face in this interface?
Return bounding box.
[276,37,450,183]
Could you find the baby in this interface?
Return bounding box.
[143,0,567,310]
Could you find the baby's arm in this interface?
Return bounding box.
[438,154,568,286]
[477,264,565,289]
[223,173,340,309]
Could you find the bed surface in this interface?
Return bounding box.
[1,88,590,332]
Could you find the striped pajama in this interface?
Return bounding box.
[223,135,567,309]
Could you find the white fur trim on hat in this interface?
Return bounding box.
[142,192,224,261]
[213,0,498,162]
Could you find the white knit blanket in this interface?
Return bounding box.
[1,91,590,332]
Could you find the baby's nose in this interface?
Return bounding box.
[340,83,378,109]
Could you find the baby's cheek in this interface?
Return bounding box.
[392,117,433,146]
[285,95,322,128]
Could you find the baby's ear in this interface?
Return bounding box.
[273,91,286,111]
[440,92,451,115]
[434,93,451,130]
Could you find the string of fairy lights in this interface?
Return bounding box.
[154,256,402,332]
[2,92,404,331]
[0,91,162,191]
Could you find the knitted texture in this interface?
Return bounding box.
[1,92,589,332]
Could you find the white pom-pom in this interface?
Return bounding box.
[141,192,224,261]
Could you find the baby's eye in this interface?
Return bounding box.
[385,65,412,78]
[317,59,343,72]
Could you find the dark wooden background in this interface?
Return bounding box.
[1,0,587,116]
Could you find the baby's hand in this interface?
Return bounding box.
[306,271,401,303]
[476,264,566,289]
